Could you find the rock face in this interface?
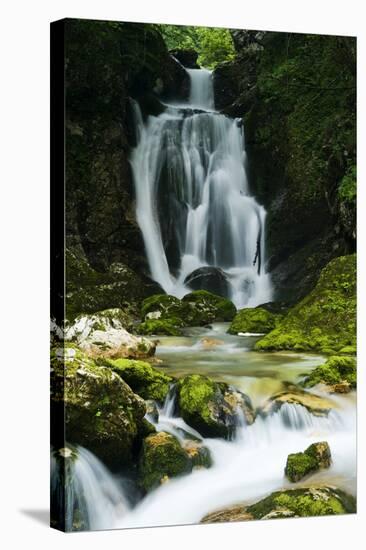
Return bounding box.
[228,307,281,334]
[176,374,255,438]
[103,358,173,403]
[139,291,236,335]
[169,48,199,68]
[51,346,146,469]
[260,389,335,418]
[214,32,356,302]
[285,441,332,482]
[138,432,192,491]
[64,309,156,359]
[255,255,356,353]
[184,267,229,297]
[302,355,356,393]
[201,486,356,523]
[64,20,190,323]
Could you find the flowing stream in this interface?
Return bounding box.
[53,325,356,531]
[130,68,272,308]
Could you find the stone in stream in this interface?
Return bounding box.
[260,388,335,418]
[176,374,255,438]
[145,399,159,423]
[51,345,146,469]
[201,486,356,523]
[302,355,356,393]
[184,266,229,297]
[138,431,213,493]
[199,337,224,349]
[285,441,332,482]
[228,306,282,335]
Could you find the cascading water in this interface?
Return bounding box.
[130,67,272,308]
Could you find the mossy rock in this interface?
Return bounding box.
[302,355,356,391]
[201,505,254,524]
[228,307,281,334]
[138,432,192,491]
[102,358,174,403]
[255,255,356,353]
[285,441,331,482]
[182,440,213,469]
[50,345,146,469]
[247,486,356,519]
[176,374,254,438]
[137,318,183,336]
[140,291,236,330]
[182,290,236,324]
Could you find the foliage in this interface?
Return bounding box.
[159,24,235,68]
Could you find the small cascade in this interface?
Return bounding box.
[130,66,272,308]
[51,445,131,531]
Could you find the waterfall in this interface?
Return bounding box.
[130,67,272,308]
[51,445,131,531]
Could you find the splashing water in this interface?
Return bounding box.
[130,68,272,307]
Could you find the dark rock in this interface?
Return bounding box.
[184,267,229,297]
[285,441,332,482]
[170,48,200,69]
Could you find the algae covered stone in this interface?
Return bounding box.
[255,254,356,353]
[103,358,173,403]
[247,486,355,519]
[181,290,236,324]
[176,374,254,438]
[138,318,183,336]
[138,432,192,491]
[51,345,146,468]
[302,355,356,392]
[285,441,331,482]
[228,307,281,334]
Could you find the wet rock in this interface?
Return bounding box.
[145,399,159,423]
[182,440,213,469]
[184,267,229,297]
[285,441,332,482]
[247,486,355,519]
[181,290,236,324]
[302,356,356,392]
[102,358,174,403]
[255,255,356,353]
[50,345,146,469]
[199,337,224,349]
[201,504,253,524]
[228,307,281,334]
[138,432,192,492]
[177,374,255,438]
[64,309,156,359]
[260,389,335,418]
[169,48,199,69]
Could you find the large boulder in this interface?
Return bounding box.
[285,441,332,482]
[228,307,281,334]
[255,255,356,353]
[51,345,146,469]
[64,309,156,359]
[184,267,229,297]
[103,358,173,403]
[302,355,356,393]
[138,432,192,492]
[201,486,356,523]
[139,291,236,335]
[176,374,255,438]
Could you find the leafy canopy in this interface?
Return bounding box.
[159,24,235,68]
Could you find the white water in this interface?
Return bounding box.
[130,68,272,308]
[51,446,131,531]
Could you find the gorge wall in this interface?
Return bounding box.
[214,30,356,302]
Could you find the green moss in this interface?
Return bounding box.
[302,355,356,389]
[228,307,281,334]
[102,358,173,403]
[182,290,236,323]
[138,432,192,491]
[247,487,355,519]
[141,294,186,320]
[255,255,356,352]
[137,318,182,336]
